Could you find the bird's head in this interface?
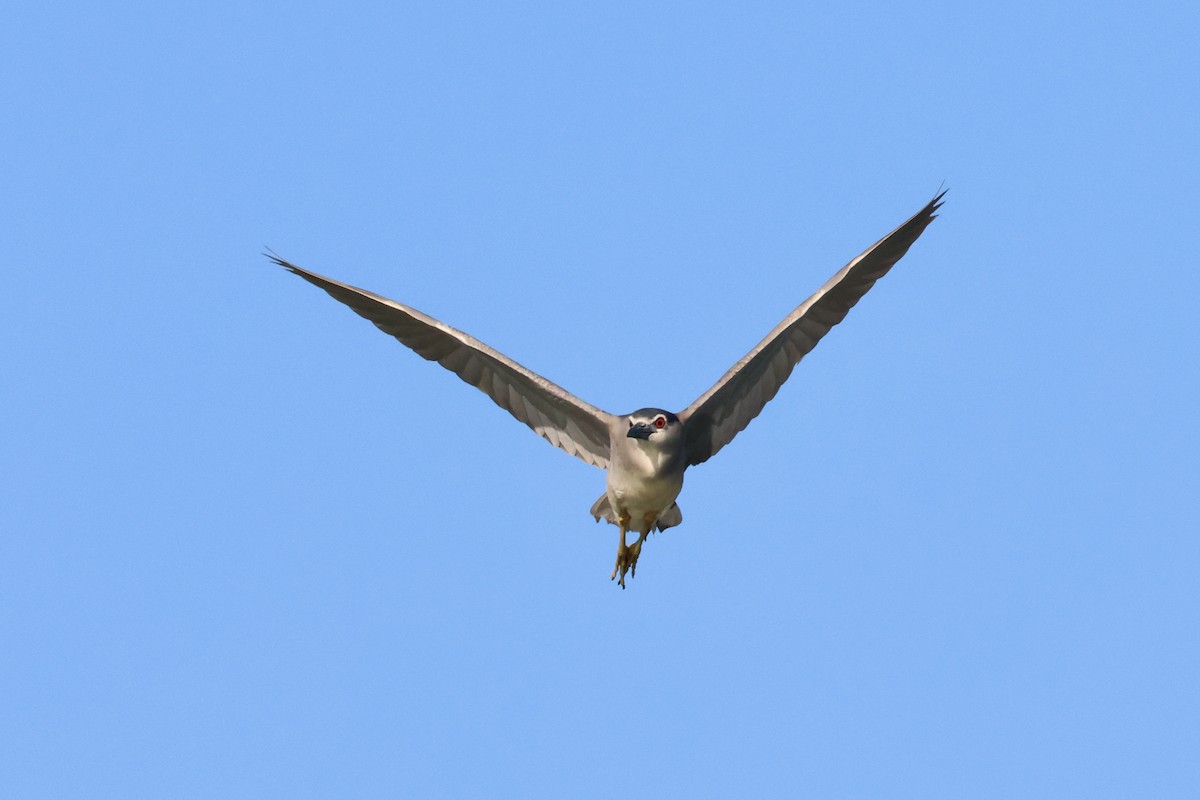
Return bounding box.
[625,408,682,448]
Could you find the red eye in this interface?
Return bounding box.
[654,416,667,429]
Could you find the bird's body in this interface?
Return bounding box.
[603,410,686,534]
[272,191,944,587]
[604,447,684,535]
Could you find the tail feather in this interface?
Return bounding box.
[589,493,614,524]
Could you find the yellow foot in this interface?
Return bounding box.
[610,535,645,589]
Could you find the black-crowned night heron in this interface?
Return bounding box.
[271,191,944,587]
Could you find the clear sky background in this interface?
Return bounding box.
[3,2,1198,797]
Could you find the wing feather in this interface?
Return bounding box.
[272,258,615,468]
[680,191,945,465]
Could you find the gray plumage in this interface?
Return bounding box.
[271,191,944,587]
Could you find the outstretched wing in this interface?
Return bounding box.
[272,257,616,469]
[679,191,945,465]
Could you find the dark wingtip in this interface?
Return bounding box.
[929,184,948,217]
[263,248,305,276]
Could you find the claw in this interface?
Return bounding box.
[610,533,646,588]
[610,509,651,589]
[610,541,627,587]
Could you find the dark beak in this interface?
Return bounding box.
[627,422,654,440]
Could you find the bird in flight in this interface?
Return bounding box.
[271,191,944,587]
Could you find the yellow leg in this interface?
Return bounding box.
[610,510,660,587]
[627,511,659,579]
[610,510,633,588]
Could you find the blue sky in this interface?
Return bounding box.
[3,1,1197,797]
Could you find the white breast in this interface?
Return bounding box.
[605,442,685,533]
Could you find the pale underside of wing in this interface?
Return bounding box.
[680,191,945,465]
[272,258,615,469]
